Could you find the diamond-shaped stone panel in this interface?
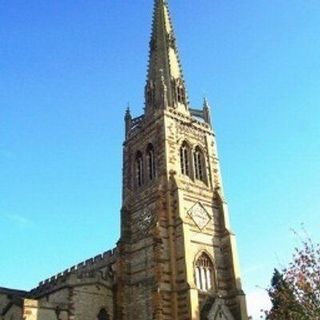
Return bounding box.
[187,202,211,230]
[138,208,153,232]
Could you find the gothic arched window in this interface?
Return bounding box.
[146,144,156,180]
[195,253,214,292]
[193,147,205,181]
[135,151,144,187]
[97,308,110,320]
[180,142,190,176]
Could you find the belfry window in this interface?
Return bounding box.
[193,147,205,181]
[147,144,156,180]
[180,142,190,176]
[135,151,144,187]
[195,253,214,292]
[97,308,110,320]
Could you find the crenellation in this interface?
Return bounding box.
[32,248,118,297]
[94,254,103,262]
[85,258,94,266]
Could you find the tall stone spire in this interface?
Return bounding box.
[145,0,188,113]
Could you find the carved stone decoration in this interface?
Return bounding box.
[138,207,153,232]
[176,123,206,144]
[187,202,211,230]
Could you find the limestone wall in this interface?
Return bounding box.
[71,284,113,320]
[2,304,22,320]
[23,299,68,320]
[0,293,10,315]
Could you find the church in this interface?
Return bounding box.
[0,1,248,319]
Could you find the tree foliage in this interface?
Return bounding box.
[265,234,320,319]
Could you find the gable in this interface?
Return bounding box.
[207,298,235,320]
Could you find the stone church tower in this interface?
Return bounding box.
[116,0,248,319]
[0,1,248,320]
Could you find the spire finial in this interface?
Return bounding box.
[124,103,132,138]
[125,103,131,115]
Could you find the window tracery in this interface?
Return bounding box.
[195,253,214,292]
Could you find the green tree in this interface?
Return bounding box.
[265,235,320,319]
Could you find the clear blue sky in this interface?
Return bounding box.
[1,1,319,318]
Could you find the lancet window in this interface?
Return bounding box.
[173,78,186,105]
[193,147,205,181]
[145,80,155,108]
[177,85,185,104]
[180,142,190,176]
[97,308,110,320]
[135,151,144,187]
[147,144,156,180]
[195,253,214,292]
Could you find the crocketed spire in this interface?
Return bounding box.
[145,0,188,113]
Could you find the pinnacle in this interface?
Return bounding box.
[203,97,210,109]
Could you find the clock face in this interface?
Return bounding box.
[187,202,211,230]
[138,207,153,232]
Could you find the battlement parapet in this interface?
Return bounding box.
[30,248,117,296]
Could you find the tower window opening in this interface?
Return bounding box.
[147,144,156,180]
[180,142,190,176]
[145,80,155,108]
[195,253,214,292]
[194,147,205,181]
[177,86,185,104]
[135,151,144,187]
